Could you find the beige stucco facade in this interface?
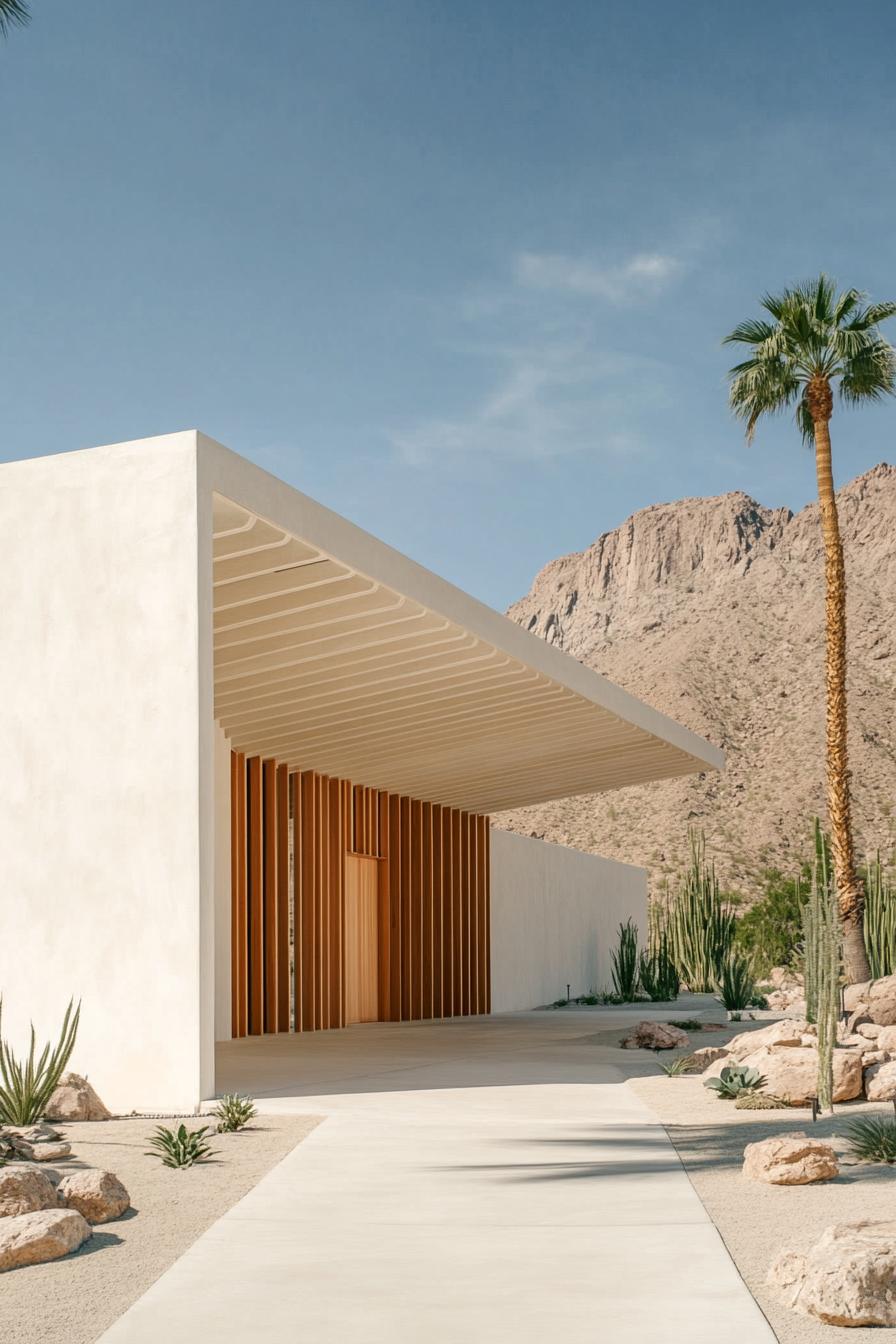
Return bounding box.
[0,432,721,1111]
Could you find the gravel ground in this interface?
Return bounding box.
[625,1023,896,1343]
[0,1112,320,1344]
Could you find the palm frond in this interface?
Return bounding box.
[850,300,896,329]
[839,340,896,405]
[726,275,896,439]
[0,0,30,37]
[728,357,799,442]
[723,319,776,347]
[833,288,863,324]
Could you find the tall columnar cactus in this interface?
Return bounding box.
[666,831,735,993]
[864,854,896,979]
[802,824,841,1112]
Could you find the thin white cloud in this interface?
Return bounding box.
[390,241,688,469]
[390,340,661,468]
[513,249,680,302]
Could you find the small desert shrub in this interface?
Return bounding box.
[734,1091,788,1110]
[578,994,599,1006]
[658,1054,698,1077]
[842,1115,896,1165]
[668,1019,704,1031]
[611,919,640,1001]
[146,1123,217,1168]
[0,996,80,1125]
[734,864,810,976]
[213,1094,257,1133]
[703,1065,767,1100]
[717,948,757,1011]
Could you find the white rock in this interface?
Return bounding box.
[0,1208,91,1271]
[0,1168,58,1219]
[857,1022,882,1040]
[768,1221,896,1326]
[726,1020,811,1060]
[862,1050,887,1067]
[58,1170,129,1225]
[844,976,896,1027]
[876,1026,896,1052]
[12,1141,72,1162]
[45,1073,112,1123]
[864,1059,896,1101]
[1,1123,62,1144]
[743,1133,839,1185]
[737,1045,863,1104]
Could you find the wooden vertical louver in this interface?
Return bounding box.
[229,753,490,1038]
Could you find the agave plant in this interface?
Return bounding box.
[610,919,640,1001]
[716,948,757,1011]
[146,1123,217,1169]
[842,1114,896,1165]
[703,1064,767,1100]
[212,1093,257,1133]
[0,997,81,1125]
[658,1054,697,1077]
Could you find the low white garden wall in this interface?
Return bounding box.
[489,830,647,1011]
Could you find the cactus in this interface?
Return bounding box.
[864,854,896,979]
[666,831,735,993]
[639,929,679,1002]
[610,918,639,1001]
[802,823,840,1112]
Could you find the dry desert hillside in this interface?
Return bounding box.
[496,464,896,900]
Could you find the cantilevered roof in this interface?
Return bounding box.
[207,437,723,815]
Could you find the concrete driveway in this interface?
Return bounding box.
[99,1008,775,1343]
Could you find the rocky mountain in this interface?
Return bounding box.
[496,464,896,900]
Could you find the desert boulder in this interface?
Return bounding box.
[58,1170,129,1225]
[0,1208,91,1271]
[620,1021,689,1050]
[743,1133,838,1185]
[768,1221,896,1326]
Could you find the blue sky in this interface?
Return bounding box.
[3,1,895,609]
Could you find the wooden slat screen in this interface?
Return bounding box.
[230,753,490,1037]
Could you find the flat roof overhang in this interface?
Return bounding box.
[203,434,723,815]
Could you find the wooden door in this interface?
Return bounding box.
[344,855,379,1024]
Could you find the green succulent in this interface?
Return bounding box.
[842,1115,896,1165]
[146,1123,217,1169]
[0,996,80,1125]
[703,1064,767,1099]
[658,1054,698,1077]
[212,1093,257,1133]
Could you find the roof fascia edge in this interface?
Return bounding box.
[197,433,724,773]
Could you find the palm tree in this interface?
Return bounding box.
[724,276,896,984]
[0,0,29,38]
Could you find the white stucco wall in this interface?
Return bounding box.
[0,433,213,1113]
[213,720,232,1042]
[489,830,648,1011]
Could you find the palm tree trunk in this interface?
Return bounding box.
[810,383,870,984]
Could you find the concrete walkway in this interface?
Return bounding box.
[99,1009,776,1343]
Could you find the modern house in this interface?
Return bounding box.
[0,433,723,1112]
